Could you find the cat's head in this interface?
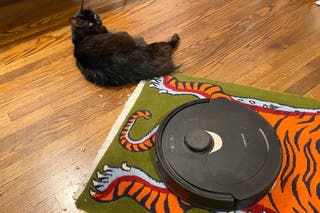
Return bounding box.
[70,0,107,43]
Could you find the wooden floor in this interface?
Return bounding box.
[1,0,319,212]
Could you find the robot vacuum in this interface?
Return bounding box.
[155,98,282,211]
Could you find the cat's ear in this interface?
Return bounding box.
[69,17,82,27]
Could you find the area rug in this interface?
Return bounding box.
[75,73,320,213]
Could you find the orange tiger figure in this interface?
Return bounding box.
[90,162,191,213]
[119,110,159,152]
[150,75,320,212]
[251,111,320,212]
[150,75,231,100]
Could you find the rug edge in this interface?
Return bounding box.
[73,80,146,201]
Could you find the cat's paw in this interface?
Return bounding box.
[169,33,180,48]
[171,33,180,42]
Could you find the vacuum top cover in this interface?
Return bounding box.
[155,98,282,210]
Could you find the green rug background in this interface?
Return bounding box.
[75,73,320,213]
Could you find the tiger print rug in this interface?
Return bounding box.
[75,74,320,213]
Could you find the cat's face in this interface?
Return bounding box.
[70,8,107,34]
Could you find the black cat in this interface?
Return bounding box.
[70,1,180,86]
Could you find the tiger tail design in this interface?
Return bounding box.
[119,110,159,152]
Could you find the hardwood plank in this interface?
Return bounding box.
[1,108,121,212]
[0,87,132,171]
[306,84,320,99]
[0,113,11,126]
[285,56,320,94]
[32,196,62,213]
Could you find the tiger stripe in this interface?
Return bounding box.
[128,182,144,196]
[136,187,151,202]
[145,191,159,210]
[203,85,220,94]
[125,143,132,151]
[256,111,320,212]
[185,82,193,90]
[118,181,132,197]
[155,193,167,213]
[139,143,148,150]
[144,139,153,147]
[168,193,184,213]
[133,144,140,152]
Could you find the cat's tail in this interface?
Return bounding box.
[168,33,180,48]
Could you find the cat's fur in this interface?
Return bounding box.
[70,1,180,86]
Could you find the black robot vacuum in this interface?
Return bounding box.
[155,98,282,211]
